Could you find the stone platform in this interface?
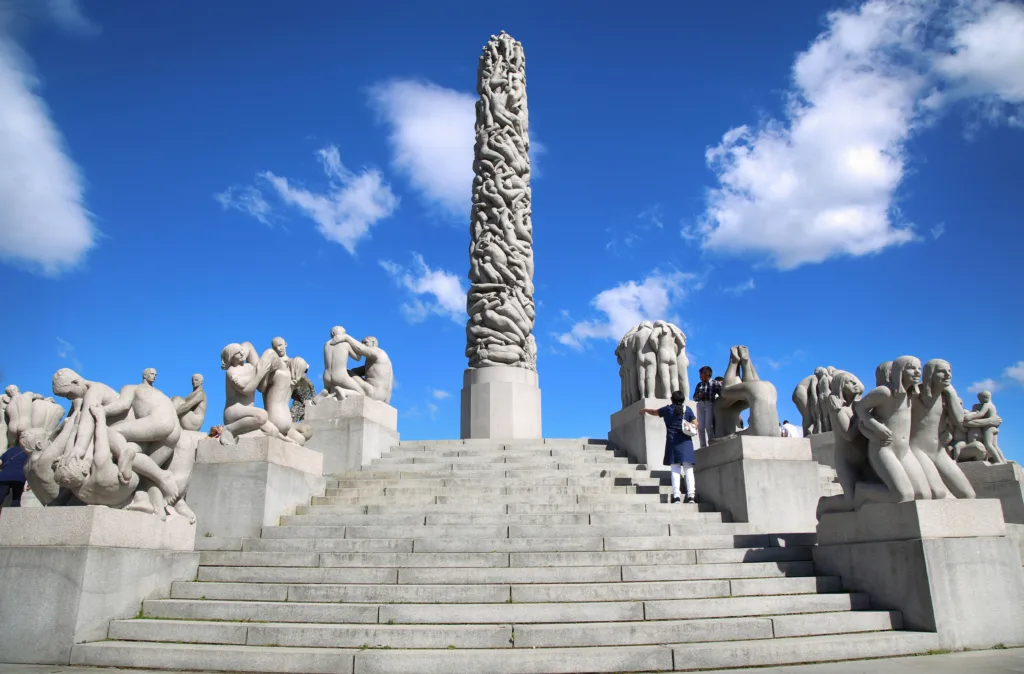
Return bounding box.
[460,365,542,439]
[0,507,199,665]
[304,395,399,474]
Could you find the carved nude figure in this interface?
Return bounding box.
[4,389,63,449]
[792,374,819,436]
[18,409,79,505]
[909,359,975,499]
[171,374,207,432]
[52,368,133,465]
[346,336,394,404]
[263,355,313,445]
[815,368,834,433]
[713,346,780,437]
[315,326,368,402]
[854,356,931,503]
[960,390,1006,464]
[616,326,639,408]
[220,342,279,445]
[633,321,656,400]
[53,405,179,514]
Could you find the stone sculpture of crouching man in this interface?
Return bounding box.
[53,405,181,516]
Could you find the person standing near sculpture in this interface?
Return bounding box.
[692,366,720,448]
[640,391,698,504]
[0,442,28,508]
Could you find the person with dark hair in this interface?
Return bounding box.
[693,366,721,448]
[641,391,698,503]
[0,443,28,508]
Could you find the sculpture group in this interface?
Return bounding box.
[615,320,689,407]
[2,369,206,521]
[465,32,537,372]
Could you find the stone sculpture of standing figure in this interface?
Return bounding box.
[712,346,780,437]
[909,359,975,500]
[465,32,536,371]
[615,320,689,408]
[957,390,1006,464]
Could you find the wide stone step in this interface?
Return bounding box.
[296,493,676,507]
[372,454,627,465]
[197,560,818,585]
[72,631,940,674]
[345,466,649,480]
[316,485,669,498]
[328,476,664,490]
[169,583,509,604]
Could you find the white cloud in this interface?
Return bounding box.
[430,389,450,400]
[556,271,698,350]
[696,0,1024,270]
[968,377,1003,394]
[380,253,466,324]
[931,222,945,240]
[215,185,272,225]
[55,335,82,371]
[607,204,666,253]
[261,146,398,254]
[369,80,476,217]
[723,278,755,296]
[45,0,100,35]
[1003,361,1024,386]
[427,402,439,419]
[0,7,96,275]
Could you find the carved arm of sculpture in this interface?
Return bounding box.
[854,387,894,446]
[101,386,136,417]
[175,390,203,415]
[826,395,860,443]
[231,354,277,397]
[348,365,367,378]
[941,386,967,426]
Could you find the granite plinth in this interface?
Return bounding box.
[960,461,1024,525]
[814,500,1024,650]
[0,507,199,664]
[187,437,325,540]
[460,366,542,439]
[694,435,819,533]
[304,396,399,474]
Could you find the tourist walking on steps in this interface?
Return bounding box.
[693,366,721,448]
[641,391,698,504]
[0,443,28,509]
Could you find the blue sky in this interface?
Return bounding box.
[3,0,1023,460]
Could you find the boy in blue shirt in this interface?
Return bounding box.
[0,444,28,508]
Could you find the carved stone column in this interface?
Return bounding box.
[460,31,542,439]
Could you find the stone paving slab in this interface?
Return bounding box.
[3,646,1023,673]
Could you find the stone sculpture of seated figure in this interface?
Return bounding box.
[53,406,180,517]
[313,327,394,405]
[712,345,780,438]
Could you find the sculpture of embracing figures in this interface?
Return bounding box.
[792,366,837,436]
[615,320,689,408]
[219,337,313,446]
[311,326,394,406]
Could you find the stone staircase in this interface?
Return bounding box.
[73,438,939,673]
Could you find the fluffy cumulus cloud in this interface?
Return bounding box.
[0,0,96,275]
[380,253,467,324]
[430,389,450,400]
[722,278,755,296]
[696,0,1024,269]
[556,271,699,350]
[368,80,476,217]
[967,360,1024,393]
[217,146,398,254]
[967,377,1003,394]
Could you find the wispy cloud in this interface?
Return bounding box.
[967,360,1024,394]
[694,0,1024,270]
[722,278,755,296]
[380,253,466,324]
[930,222,946,240]
[369,79,476,218]
[44,0,100,35]
[606,204,666,254]
[0,0,97,275]
[215,185,272,225]
[555,270,700,350]
[430,389,450,400]
[55,336,82,371]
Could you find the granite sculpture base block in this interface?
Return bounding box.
[610,398,670,470]
[304,396,399,474]
[460,366,542,439]
[814,499,1024,650]
[0,506,199,665]
[694,435,819,533]
[809,431,836,470]
[187,436,325,540]
[960,461,1024,525]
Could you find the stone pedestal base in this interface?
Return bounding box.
[814,500,1024,650]
[694,435,819,532]
[304,396,399,474]
[610,398,673,469]
[809,431,836,469]
[188,437,325,540]
[960,461,1024,524]
[460,366,542,439]
[0,507,198,664]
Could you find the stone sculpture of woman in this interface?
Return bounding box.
[853,356,931,503]
[219,342,280,445]
[263,355,313,445]
[909,359,975,499]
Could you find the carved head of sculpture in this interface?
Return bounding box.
[142,368,157,385]
[829,371,864,404]
[52,368,88,400]
[18,428,48,454]
[53,454,90,490]
[978,390,992,404]
[890,356,922,395]
[363,336,379,349]
[272,337,288,358]
[192,374,204,389]
[220,344,245,370]
[921,359,952,397]
[288,357,310,387]
[3,384,18,397]
[875,361,894,387]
